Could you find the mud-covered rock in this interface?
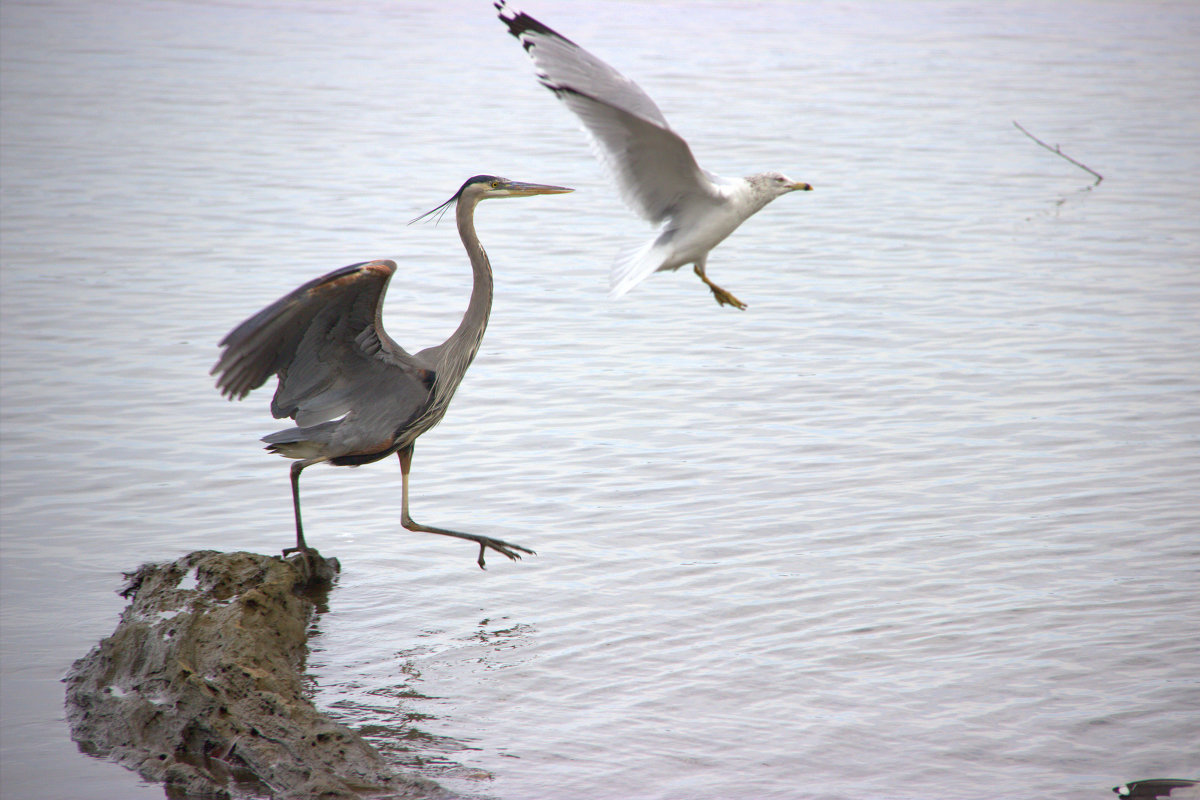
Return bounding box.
[64,550,458,799]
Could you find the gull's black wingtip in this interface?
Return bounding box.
[495,0,576,49]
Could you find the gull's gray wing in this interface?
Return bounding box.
[498,2,721,224]
[212,259,433,428]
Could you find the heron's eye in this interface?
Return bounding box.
[491,181,500,189]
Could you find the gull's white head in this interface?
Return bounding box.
[750,171,814,198]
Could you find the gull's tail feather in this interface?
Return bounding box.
[609,238,670,299]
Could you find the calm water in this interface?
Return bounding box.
[2,1,1198,798]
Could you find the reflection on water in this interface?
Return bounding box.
[324,643,469,779]
[2,1,1198,799]
[314,617,539,786]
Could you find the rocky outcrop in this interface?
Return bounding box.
[64,550,458,800]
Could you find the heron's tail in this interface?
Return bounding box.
[608,237,670,299]
[262,421,338,460]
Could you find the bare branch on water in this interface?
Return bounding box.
[1013,120,1103,185]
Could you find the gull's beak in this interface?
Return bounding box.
[790,181,813,192]
[502,180,574,196]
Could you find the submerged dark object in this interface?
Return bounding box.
[1114,779,1200,799]
[64,550,457,799]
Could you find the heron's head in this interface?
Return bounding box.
[410,175,573,225]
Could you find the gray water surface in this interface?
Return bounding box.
[2,1,1198,798]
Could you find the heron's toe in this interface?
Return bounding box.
[477,536,536,569]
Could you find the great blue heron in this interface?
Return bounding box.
[212,175,572,569]
[497,1,813,310]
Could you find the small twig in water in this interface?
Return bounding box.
[1013,120,1102,185]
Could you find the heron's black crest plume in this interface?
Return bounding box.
[409,175,502,226]
[409,196,455,227]
[409,190,459,227]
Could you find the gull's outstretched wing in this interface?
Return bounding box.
[498,1,720,224]
[212,260,432,428]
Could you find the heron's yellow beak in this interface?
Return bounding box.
[503,180,574,196]
[790,181,813,191]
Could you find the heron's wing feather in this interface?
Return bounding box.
[212,260,432,428]
[499,2,719,223]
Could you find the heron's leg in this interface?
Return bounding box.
[282,459,314,556]
[693,260,746,310]
[397,446,535,569]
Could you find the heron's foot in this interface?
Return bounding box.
[471,535,536,570]
[403,518,535,569]
[281,544,320,577]
[280,545,340,586]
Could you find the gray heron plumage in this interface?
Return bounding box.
[213,175,571,569]
[497,1,812,309]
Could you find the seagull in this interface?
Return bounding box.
[497,1,813,310]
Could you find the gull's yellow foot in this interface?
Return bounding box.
[709,284,747,310]
[694,265,747,310]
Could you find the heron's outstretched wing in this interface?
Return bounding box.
[212,260,433,427]
[498,2,720,224]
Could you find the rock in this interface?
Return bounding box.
[64,550,459,800]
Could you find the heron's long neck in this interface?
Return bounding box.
[440,196,493,381]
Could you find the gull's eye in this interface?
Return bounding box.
[775,176,785,183]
